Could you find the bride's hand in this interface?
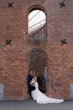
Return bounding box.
[30,78,35,85]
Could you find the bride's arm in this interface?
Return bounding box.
[30,78,35,85]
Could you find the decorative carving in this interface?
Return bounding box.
[8,2,14,8]
[60,39,67,45]
[59,1,65,8]
[6,40,12,45]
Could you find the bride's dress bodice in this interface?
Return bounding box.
[31,81,64,104]
[34,82,39,89]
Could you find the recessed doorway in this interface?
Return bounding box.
[29,49,48,93]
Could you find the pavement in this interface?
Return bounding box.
[0,99,73,110]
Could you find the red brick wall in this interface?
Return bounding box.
[0,0,73,100]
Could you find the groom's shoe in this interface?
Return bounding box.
[30,97,33,99]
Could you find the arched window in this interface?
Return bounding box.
[28,9,46,33]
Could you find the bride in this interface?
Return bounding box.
[30,73,64,104]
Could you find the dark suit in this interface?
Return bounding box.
[27,73,35,98]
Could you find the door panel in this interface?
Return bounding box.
[0,84,4,100]
[70,84,73,99]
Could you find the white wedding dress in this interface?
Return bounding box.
[31,82,64,104]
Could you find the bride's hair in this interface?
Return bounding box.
[32,71,37,82]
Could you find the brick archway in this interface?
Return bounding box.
[28,48,48,93]
[27,5,47,15]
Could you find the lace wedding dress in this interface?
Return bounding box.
[31,81,64,104]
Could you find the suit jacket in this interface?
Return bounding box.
[27,73,33,85]
[27,73,35,91]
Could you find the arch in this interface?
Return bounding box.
[27,5,47,33]
[28,48,48,93]
[28,48,48,62]
[27,5,47,16]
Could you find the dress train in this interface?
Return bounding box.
[31,82,64,104]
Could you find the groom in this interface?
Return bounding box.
[27,71,35,99]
